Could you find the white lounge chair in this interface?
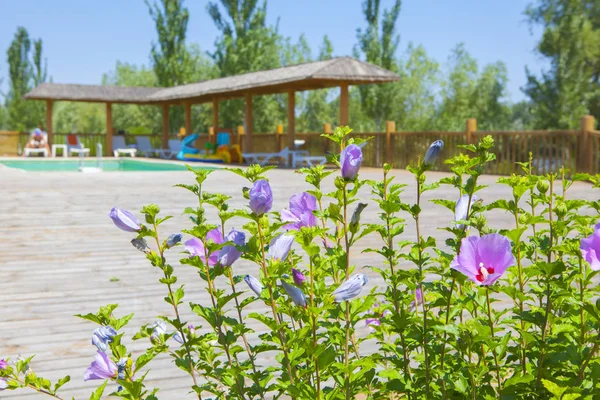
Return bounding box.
[135,136,158,157]
[243,147,298,166]
[292,154,328,168]
[24,132,49,157]
[66,134,90,157]
[157,139,182,159]
[113,136,137,157]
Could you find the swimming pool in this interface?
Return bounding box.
[0,159,215,172]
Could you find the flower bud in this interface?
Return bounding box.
[340,144,363,180]
[268,234,294,261]
[350,203,368,232]
[332,273,369,302]
[166,233,183,248]
[109,207,141,232]
[555,202,567,218]
[281,275,307,307]
[537,179,549,193]
[92,326,118,352]
[131,238,150,253]
[0,359,7,370]
[218,229,245,267]
[249,180,273,216]
[423,140,444,166]
[244,274,263,296]
[291,268,307,286]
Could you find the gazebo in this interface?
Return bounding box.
[24,56,399,155]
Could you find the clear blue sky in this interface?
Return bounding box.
[0,0,543,102]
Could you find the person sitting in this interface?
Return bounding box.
[24,128,50,156]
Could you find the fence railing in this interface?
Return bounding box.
[3,116,600,176]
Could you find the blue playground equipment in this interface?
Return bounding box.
[176,133,200,161]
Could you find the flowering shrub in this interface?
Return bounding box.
[2,127,600,399]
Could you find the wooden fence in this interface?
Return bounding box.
[2,115,599,176]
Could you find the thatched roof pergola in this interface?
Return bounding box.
[25,57,399,155]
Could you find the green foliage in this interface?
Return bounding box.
[4,26,47,132]
[524,0,600,129]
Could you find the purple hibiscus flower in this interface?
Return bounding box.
[184,227,223,267]
[84,352,117,381]
[581,223,600,271]
[450,233,515,286]
[281,192,317,230]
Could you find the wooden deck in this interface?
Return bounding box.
[1,164,597,399]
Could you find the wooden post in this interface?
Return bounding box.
[581,115,595,173]
[237,125,244,153]
[212,98,219,129]
[276,124,284,152]
[323,123,332,154]
[245,94,253,153]
[184,102,192,138]
[287,90,296,166]
[385,120,395,165]
[106,102,113,156]
[466,118,476,144]
[339,84,349,126]
[162,104,169,149]
[45,100,53,146]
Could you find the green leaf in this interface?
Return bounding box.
[541,379,566,397]
[89,380,108,400]
[53,375,70,392]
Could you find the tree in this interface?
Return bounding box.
[354,0,402,131]
[435,44,510,130]
[393,44,439,131]
[524,0,600,128]
[146,0,191,87]
[5,27,47,131]
[207,0,284,131]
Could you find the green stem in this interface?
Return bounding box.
[536,278,552,390]
[308,256,322,399]
[415,175,430,397]
[485,288,502,397]
[342,182,352,400]
[578,341,600,380]
[513,202,527,374]
[579,257,586,348]
[13,377,64,399]
[382,170,412,391]
[152,223,201,399]
[256,222,296,395]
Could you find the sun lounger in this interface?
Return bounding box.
[135,136,158,157]
[24,131,49,157]
[243,147,295,166]
[157,139,182,159]
[112,136,137,157]
[67,134,90,157]
[292,154,328,168]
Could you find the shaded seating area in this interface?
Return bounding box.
[24,57,399,164]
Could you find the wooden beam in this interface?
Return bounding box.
[340,83,349,126]
[184,102,192,137]
[106,103,113,156]
[45,100,53,146]
[288,90,295,166]
[245,94,253,152]
[212,98,219,131]
[162,104,169,149]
